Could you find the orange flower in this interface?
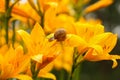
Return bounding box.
[55,21,120,68]
[17,22,87,74]
[17,23,62,79]
[0,0,71,26]
[44,6,75,33]
[84,33,120,68]
[0,0,40,24]
[72,23,120,68]
[0,45,31,80]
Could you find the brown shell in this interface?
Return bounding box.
[54,28,66,41]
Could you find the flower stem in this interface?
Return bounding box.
[5,0,19,44]
[32,69,40,80]
[69,63,76,80]
[37,0,44,28]
[12,20,16,47]
[69,47,83,80]
[5,0,10,44]
[31,60,40,80]
[69,47,77,80]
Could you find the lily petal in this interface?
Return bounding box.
[31,54,43,63]
[17,30,34,51]
[84,0,113,13]
[90,33,117,53]
[31,23,45,44]
[38,72,56,80]
[75,23,104,42]
[84,47,120,68]
[14,74,33,80]
[64,34,88,47]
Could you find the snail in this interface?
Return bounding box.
[49,28,66,42]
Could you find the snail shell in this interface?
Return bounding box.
[54,28,66,41]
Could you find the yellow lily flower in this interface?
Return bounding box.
[17,22,87,74]
[84,0,113,13]
[10,0,69,24]
[17,23,61,79]
[0,45,31,80]
[73,23,120,68]
[84,33,120,68]
[0,0,40,24]
[44,6,75,33]
[54,20,120,68]
[44,8,103,71]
